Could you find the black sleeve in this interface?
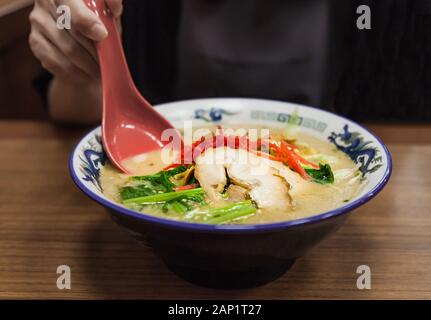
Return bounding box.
[32,68,53,107]
[121,0,180,104]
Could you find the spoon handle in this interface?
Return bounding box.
[83,0,136,93]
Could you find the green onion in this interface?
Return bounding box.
[123,188,204,204]
[171,201,188,214]
[284,107,300,139]
[204,201,250,215]
[204,201,256,224]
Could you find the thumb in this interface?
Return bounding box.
[61,0,108,41]
[105,0,123,18]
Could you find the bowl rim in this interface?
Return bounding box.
[69,98,392,233]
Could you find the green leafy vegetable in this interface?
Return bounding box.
[202,201,257,224]
[119,165,192,200]
[284,107,300,139]
[120,166,205,215]
[171,200,188,214]
[120,182,167,200]
[305,163,335,184]
[130,165,190,191]
[123,188,204,204]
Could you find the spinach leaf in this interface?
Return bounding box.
[120,181,166,200]
[130,165,190,191]
[305,163,334,184]
[119,165,205,214]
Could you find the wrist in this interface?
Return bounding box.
[48,76,102,125]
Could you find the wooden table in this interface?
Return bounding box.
[1,121,430,299]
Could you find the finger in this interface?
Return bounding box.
[42,0,98,61]
[55,0,108,41]
[105,0,123,18]
[69,28,98,62]
[116,16,122,35]
[31,8,99,77]
[29,29,90,82]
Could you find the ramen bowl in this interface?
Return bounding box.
[69,98,392,289]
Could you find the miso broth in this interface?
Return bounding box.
[100,126,362,224]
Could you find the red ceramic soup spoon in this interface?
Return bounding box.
[83,0,181,173]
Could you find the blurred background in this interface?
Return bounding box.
[0,0,45,119]
[1,0,431,123]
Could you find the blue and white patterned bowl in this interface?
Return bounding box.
[69,98,392,288]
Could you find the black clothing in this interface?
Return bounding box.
[35,0,431,121]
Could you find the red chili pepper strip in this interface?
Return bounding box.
[249,150,281,161]
[192,137,216,160]
[284,142,299,152]
[268,142,282,159]
[174,134,311,168]
[269,141,281,151]
[280,141,310,180]
[163,163,182,171]
[276,141,318,170]
[174,184,200,191]
[296,156,319,169]
[283,142,318,168]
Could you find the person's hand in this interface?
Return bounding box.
[29,0,123,83]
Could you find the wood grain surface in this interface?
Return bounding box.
[0,121,430,299]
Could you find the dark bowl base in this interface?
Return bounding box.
[164,259,296,289]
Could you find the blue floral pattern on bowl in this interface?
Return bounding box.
[328,125,383,175]
[194,108,238,122]
[78,134,106,192]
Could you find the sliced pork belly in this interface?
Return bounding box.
[226,184,248,202]
[227,161,291,211]
[194,151,227,202]
[261,158,311,198]
[194,147,294,210]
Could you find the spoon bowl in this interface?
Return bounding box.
[84,0,180,173]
